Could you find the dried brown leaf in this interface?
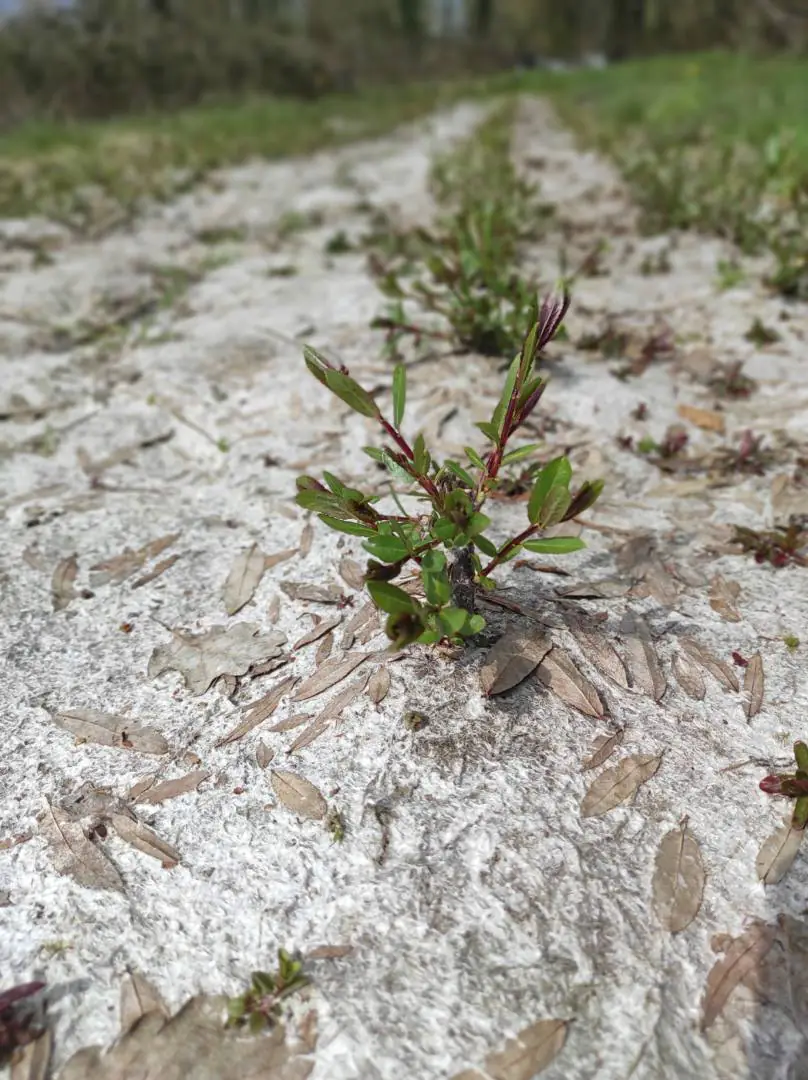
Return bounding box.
[652,823,706,932]
[51,553,78,612]
[556,579,630,599]
[264,548,297,571]
[39,802,123,892]
[293,616,341,651]
[223,544,266,616]
[315,631,334,665]
[677,403,726,433]
[52,710,168,756]
[756,819,804,885]
[567,624,628,688]
[293,652,375,702]
[270,770,327,820]
[481,630,552,696]
[299,522,313,558]
[255,741,274,768]
[580,754,663,818]
[484,1018,568,1080]
[671,651,706,701]
[679,639,739,692]
[267,594,281,623]
[582,729,624,771]
[448,1072,487,1080]
[269,714,311,733]
[89,550,142,588]
[620,615,666,701]
[743,652,764,719]
[701,921,777,1031]
[304,944,354,960]
[537,648,604,718]
[288,674,369,754]
[59,996,314,1080]
[110,815,180,866]
[10,1029,52,1080]
[132,554,180,589]
[343,602,375,636]
[119,972,168,1035]
[129,771,209,806]
[709,574,742,622]
[216,675,298,747]
[338,557,365,591]
[148,623,286,696]
[280,582,343,604]
[367,666,391,705]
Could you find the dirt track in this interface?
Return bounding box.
[1,98,807,1079]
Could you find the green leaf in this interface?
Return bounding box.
[439,607,469,636]
[322,471,347,496]
[444,461,475,488]
[423,569,452,607]
[416,629,441,645]
[475,421,499,443]
[432,518,458,542]
[413,433,430,475]
[420,550,446,573]
[474,533,498,557]
[363,535,410,563]
[319,516,377,537]
[295,489,347,515]
[392,364,407,428]
[522,536,586,555]
[466,613,486,634]
[527,456,573,524]
[466,512,491,539]
[367,581,418,615]
[537,485,572,528]
[501,442,542,467]
[323,369,380,419]
[303,345,330,386]
[493,354,520,435]
[465,446,487,470]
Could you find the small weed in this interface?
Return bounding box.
[368,104,550,359]
[276,210,323,240]
[296,293,602,648]
[639,248,672,275]
[324,230,353,255]
[326,808,345,842]
[745,317,780,347]
[195,226,247,245]
[39,939,72,957]
[715,429,776,476]
[760,741,808,830]
[784,635,800,651]
[731,521,807,569]
[267,264,298,278]
[708,360,756,400]
[226,950,308,1034]
[716,258,745,290]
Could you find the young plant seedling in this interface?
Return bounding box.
[226,950,308,1034]
[295,293,603,649]
[760,741,808,830]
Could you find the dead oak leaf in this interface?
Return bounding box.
[39,802,124,892]
[679,638,739,692]
[671,650,706,701]
[709,574,742,622]
[223,544,266,616]
[50,710,168,756]
[270,771,327,820]
[677,403,725,433]
[651,822,706,932]
[480,629,552,696]
[756,818,804,885]
[128,770,210,806]
[119,972,168,1035]
[484,1018,568,1080]
[537,647,604,718]
[216,675,298,747]
[701,921,777,1032]
[51,554,78,612]
[582,729,624,771]
[110,815,180,867]
[743,652,764,719]
[148,623,286,696]
[581,754,663,818]
[59,995,314,1080]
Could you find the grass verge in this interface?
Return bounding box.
[530,52,808,298]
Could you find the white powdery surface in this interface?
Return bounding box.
[1,98,807,1080]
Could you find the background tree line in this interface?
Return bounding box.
[1,0,806,127]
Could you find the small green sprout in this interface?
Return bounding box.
[226,950,308,1034]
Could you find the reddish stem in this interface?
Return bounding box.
[480,521,539,577]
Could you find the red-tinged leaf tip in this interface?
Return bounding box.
[536,291,571,350]
[760,775,783,794]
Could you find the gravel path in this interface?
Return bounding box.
[1,97,807,1080]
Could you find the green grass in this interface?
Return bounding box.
[0,78,510,230]
[522,52,808,296]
